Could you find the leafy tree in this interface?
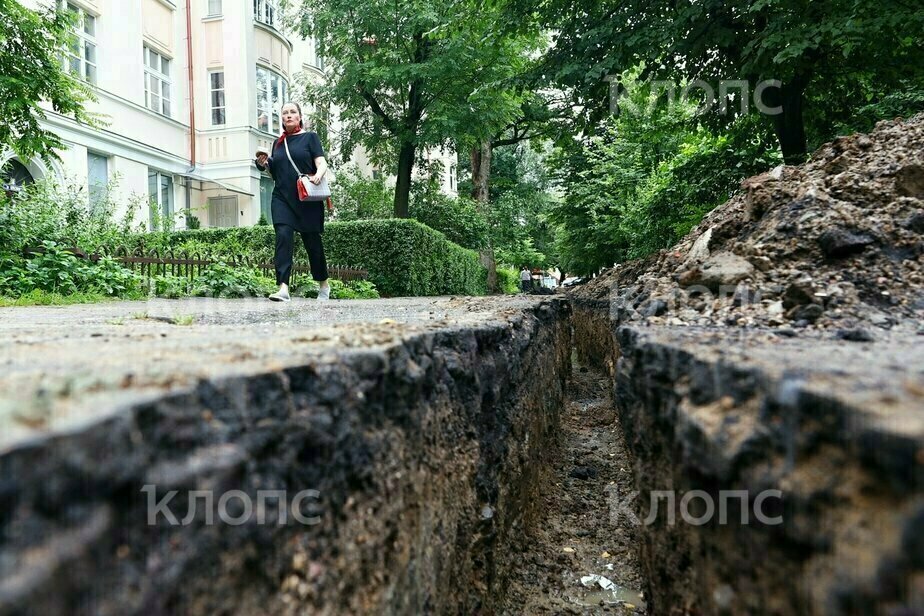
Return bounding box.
[0,0,97,160]
[330,165,393,221]
[523,0,924,163]
[286,0,534,217]
[549,72,780,274]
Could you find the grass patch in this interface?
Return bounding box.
[0,290,115,307]
[171,314,196,326]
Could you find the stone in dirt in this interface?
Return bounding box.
[818,228,875,258]
[835,328,876,342]
[680,252,754,292]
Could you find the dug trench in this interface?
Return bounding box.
[569,298,923,615]
[0,290,920,615]
[1,297,580,615]
[2,116,923,615]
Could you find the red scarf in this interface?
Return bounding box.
[275,126,304,151]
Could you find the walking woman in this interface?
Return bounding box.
[254,102,331,301]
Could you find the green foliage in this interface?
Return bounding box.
[551,75,781,275]
[0,289,114,307]
[320,219,487,296]
[88,255,143,296]
[489,191,555,268]
[330,164,492,251]
[527,0,924,160]
[832,84,924,137]
[0,175,147,255]
[409,190,489,250]
[330,166,393,221]
[129,220,486,297]
[0,0,99,160]
[481,143,560,268]
[256,213,269,226]
[150,274,192,299]
[291,0,538,215]
[192,262,276,298]
[186,214,202,229]
[495,267,520,294]
[329,279,381,300]
[0,241,142,298]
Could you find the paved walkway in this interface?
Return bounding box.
[0,296,549,449]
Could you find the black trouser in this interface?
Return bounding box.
[521,280,531,292]
[274,224,328,285]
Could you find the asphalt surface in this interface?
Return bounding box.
[0,296,552,450]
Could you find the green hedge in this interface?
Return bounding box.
[129,219,487,297]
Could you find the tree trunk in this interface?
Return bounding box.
[470,140,497,292]
[394,140,415,218]
[765,77,809,165]
[471,140,492,203]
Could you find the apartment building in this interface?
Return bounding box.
[2,0,457,229]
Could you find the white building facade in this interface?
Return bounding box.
[3,0,457,229]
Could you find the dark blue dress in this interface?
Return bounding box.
[259,131,326,233]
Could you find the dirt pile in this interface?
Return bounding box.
[573,114,924,334]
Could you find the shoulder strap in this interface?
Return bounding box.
[282,137,306,176]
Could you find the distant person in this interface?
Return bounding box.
[255,102,331,301]
[550,266,562,286]
[519,266,531,293]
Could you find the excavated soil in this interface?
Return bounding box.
[567,113,924,615]
[573,113,924,335]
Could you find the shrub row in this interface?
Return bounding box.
[129,219,487,297]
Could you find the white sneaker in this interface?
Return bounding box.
[317,285,331,301]
[269,288,290,302]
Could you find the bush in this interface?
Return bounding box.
[0,241,142,298]
[192,262,276,298]
[329,279,380,299]
[128,220,487,297]
[0,175,147,255]
[150,274,192,299]
[320,219,487,296]
[409,192,489,250]
[330,166,393,221]
[496,267,520,294]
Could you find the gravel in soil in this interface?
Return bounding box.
[501,356,648,615]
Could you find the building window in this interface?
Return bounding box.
[144,45,171,117]
[1,159,34,195]
[207,0,222,16]
[148,170,174,230]
[63,3,98,84]
[87,152,108,210]
[253,0,276,27]
[256,66,287,134]
[209,71,226,125]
